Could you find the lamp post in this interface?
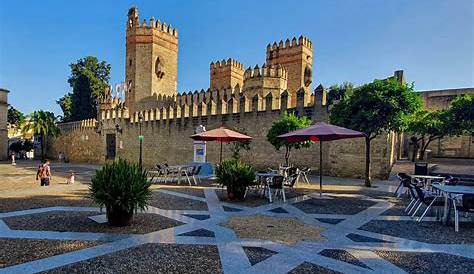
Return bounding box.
[138,113,144,170]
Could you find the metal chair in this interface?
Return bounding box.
[298,167,311,184]
[412,184,444,221]
[451,194,474,232]
[395,172,411,197]
[266,175,286,203]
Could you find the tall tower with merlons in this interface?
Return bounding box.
[125,7,178,113]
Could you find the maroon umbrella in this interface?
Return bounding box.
[278,122,365,194]
[190,126,253,163]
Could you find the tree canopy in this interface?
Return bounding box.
[330,78,421,186]
[267,112,312,166]
[449,94,473,135]
[22,111,60,160]
[7,106,25,128]
[58,56,111,121]
[405,93,473,160]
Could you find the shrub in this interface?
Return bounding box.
[89,159,152,226]
[216,159,256,200]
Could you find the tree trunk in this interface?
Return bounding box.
[284,146,291,166]
[40,134,45,161]
[364,136,372,187]
[418,138,433,161]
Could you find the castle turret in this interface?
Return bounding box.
[125,6,179,113]
[266,36,313,106]
[210,58,244,91]
[242,64,288,103]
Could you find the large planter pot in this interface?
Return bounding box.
[106,206,133,227]
[227,185,246,201]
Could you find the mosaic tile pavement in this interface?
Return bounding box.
[0,188,473,274]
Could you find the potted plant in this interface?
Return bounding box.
[216,159,256,201]
[89,159,152,226]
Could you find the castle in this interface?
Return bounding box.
[50,7,473,178]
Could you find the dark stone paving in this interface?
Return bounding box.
[359,220,474,244]
[177,229,215,238]
[319,249,371,269]
[0,238,98,268]
[42,243,223,274]
[293,196,376,215]
[288,262,343,274]
[269,207,288,214]
[346,233,392,243]
[149,192,208,211]
[316,218,344,224]
[374,251,474,274]
[3,211,183,235]
[182,214,210,220]
[242,246,277,266]
[222,206,242,212]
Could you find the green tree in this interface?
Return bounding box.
[228,127,251,160]
[22,111,60,160]
[267,112,312,166]
[56,93,73,122]
[326,82,354,107]
[405,110,450,161]
[406,94,473,161]
[449,94,473,135]
[330,79,421,186]
[66,56,111,121]
[7,106,25,128]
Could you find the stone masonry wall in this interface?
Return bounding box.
[49,120,102,163]
[96,106,393,179]
[0,89,9,160]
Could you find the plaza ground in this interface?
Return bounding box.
[0,160,473,273]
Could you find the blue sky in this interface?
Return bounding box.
[0,0,472,115]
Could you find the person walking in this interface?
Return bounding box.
[11,152,16,166]
[37,160,52,186]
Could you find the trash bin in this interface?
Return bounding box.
[414,162,428,175]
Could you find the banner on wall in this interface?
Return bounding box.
[193,125,207,163]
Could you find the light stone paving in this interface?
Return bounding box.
[0,188,473,274]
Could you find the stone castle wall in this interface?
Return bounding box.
[50,120,103,163]
[51,90,395,179]
[0,89,8,160]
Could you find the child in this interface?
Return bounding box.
[67,171,75,184]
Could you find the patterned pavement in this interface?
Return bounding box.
[0,187,473,274]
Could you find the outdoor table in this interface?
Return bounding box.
[432,184,474,228]
[408,174,444,189]
[167,164,194,185]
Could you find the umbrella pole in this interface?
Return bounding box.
[319,141,322,196]
[219,142,223,164]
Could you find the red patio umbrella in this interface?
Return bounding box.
[190,126,253,163]
[278,122,365,195]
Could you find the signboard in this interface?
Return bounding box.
[193,125,207,163]
[138,135,144,141]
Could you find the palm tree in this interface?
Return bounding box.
[22,111,60,160]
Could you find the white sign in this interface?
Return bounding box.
[193,125,206,163]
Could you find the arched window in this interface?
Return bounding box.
[155,57,164,79]
[304,65,312,87]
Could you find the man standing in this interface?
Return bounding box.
[38,160,52,186]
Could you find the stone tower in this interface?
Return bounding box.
[125,7,178,113]
[0,88,9,160]
[266,36,313,106]
[210,58,244,91]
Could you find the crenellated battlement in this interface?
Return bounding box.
[127,7,178,38]
[266,35,312,52]
[58,119,98,133]
[97,85,325,127]
[210,58,244,70]
[243,64,287,80]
